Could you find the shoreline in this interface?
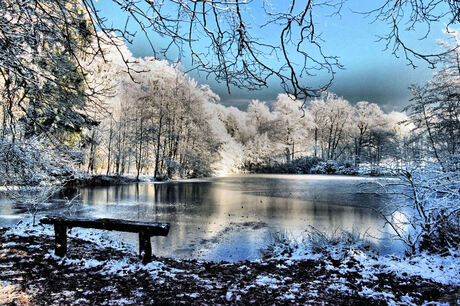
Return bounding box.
[66,172,392,189]
[0,172,395,192]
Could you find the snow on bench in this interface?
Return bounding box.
[40,216,170,264]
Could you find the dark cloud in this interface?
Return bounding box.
[330,63,432,111]
[207,61,433,112]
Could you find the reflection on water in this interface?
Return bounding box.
[0,174,404,261]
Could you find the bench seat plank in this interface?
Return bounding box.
[40,216,169,236]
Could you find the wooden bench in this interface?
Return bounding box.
[40,216,170,264]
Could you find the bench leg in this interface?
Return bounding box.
[54,223,67,257]
[139,231,152,264]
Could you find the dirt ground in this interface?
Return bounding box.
[0,228,458,305]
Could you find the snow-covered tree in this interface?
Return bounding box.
[405,31,460,170]
[242,133,280,170]
[273,94,311,162]
[352,101,386,167]
[381,32,460,255]
[308,93,354,160]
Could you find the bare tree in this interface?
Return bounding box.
[80,0,346,101]
[365,0,459,68]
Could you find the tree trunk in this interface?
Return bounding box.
[136,116,144,181]
[314,127,318,157]
[285,147,291,163]
[87,129,97,174]
[106,119,113,176]
[154,109,163,179]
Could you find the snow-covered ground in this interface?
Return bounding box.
[1,219,458,305]
[267,229,460,287]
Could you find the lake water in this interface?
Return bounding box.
[0,174,405,261]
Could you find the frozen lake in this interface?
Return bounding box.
[0,174,405,261]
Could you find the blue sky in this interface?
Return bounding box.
[95,0,449,112]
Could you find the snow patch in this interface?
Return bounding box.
[255,275,282,288]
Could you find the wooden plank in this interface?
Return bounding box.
[40,216,170,236]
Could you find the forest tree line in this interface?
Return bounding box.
[80,36,459,179]
[1,29,459,183]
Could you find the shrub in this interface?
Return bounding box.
[379,157,459,255]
